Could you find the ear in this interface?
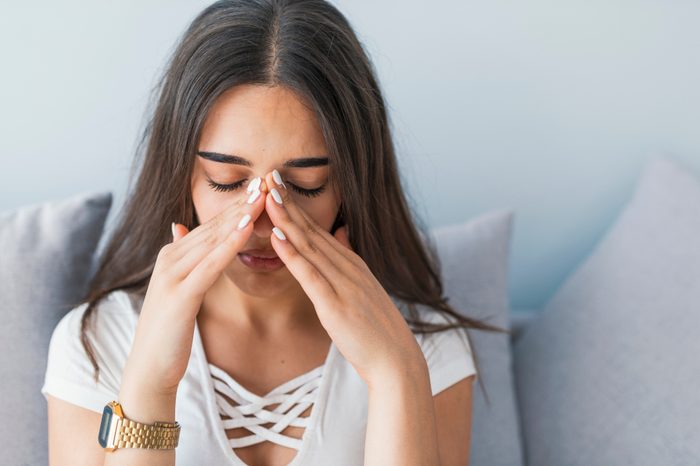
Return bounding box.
[333,225,352,251]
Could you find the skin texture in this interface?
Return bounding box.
[46,83,475,466]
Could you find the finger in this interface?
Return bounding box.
[264,170,360,268]
[263,173,352,285]
[183,215,257,295]
[297,206,358,264]
[171,188,266,279]
[269,225,338,304]
[169,177,265,259]
[169,199,240,255]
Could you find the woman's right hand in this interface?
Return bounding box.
[120,179,268,397]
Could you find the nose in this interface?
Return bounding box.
[250,175,274,238]
[256,176,269,194]
[246,175,269,195]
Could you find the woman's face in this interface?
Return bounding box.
[191,84,341,297]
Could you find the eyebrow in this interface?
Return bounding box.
[196,151,329,168]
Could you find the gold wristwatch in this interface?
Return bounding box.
[98,400,181,451]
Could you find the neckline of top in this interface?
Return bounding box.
[192,316,336,466]
[208,360,325,400]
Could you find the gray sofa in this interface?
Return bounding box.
[2,154,698,465]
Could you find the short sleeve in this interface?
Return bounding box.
[415,310,478,396]
[40,292,135,413]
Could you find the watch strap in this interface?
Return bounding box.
[114,417,181,449]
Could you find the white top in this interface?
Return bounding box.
[41,290,477,465]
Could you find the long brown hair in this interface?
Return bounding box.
[76,0,510,402]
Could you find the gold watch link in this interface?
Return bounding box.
[98,400,181,451]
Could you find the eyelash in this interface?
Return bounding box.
[206,177,326,198]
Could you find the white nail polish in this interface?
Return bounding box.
[272,169,283,186]
[270,188,283,205]
[247,177,262,193]
[247,189,261,204]
[237,214,251,230]
[272,226,286,240]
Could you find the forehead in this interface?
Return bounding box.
[198,84,327,164]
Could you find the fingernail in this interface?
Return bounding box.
[247,189,261,204]
[171,222,176,239]
[270,188,283,205]
[272,169,286,189]
[272,226,286,240]
[237,213,251,230]
[247,177,262,193]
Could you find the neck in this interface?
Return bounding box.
[198,273,320,338]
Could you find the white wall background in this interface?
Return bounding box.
[1,0,699,310]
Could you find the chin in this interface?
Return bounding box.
[224,265,293,297]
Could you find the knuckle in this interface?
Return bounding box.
[156,244,172,263]
[343,279,362,295]
[350,252,367,269]
[198,253,216,270]
[204,230,218,247]
[286,243,300,259]
[211,214,223,230]
[280,187,292,203]
[278,216,294,233]
[308,266,324,282]
[223,230,241,248]
[300,238,318,256]
[157,267,178,284]
[302,218,317,235]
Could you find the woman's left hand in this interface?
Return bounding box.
[262,171,426,388]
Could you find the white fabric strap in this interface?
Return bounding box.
[209,363,323,450]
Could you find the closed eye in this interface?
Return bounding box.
[206,177,326,198]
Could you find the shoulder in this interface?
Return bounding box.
[56,288,136,329]
[50,289,139,357]
[410,303,478,396]
[41,289,139,413]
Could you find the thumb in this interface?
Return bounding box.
[171,222,189,243]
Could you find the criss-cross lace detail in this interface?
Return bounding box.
[209,363,324,451]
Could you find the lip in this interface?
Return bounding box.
[238,248,278,259]
[237,252,284,271]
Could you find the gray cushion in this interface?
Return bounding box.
[430,209,524,466]
[0,191,112,466]
[513,156,700,465]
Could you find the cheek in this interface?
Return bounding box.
[295,196,339,232]
[191,180,235,223]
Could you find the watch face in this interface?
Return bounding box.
[98,404,114,448]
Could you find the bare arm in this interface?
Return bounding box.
[47,395,105,466]
[46,384,177,466]
[434,376,475,466]
[364,357,442,466]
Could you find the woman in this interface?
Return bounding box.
[42,1,508,465]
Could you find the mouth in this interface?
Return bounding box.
[237,250,284,271]
[238,248,278,259]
